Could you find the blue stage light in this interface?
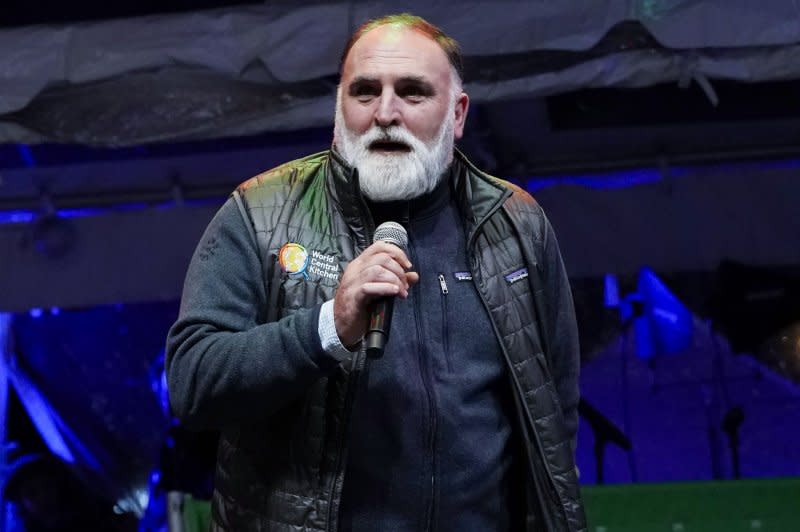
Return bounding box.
[636,267,693,358]
[606,267,694,358]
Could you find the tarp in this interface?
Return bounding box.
[2,1,800,145]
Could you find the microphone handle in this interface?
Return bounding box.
[365,297,395,358]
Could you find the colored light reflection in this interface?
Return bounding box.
[0,198,221,225]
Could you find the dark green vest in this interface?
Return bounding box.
[211,150,586,532]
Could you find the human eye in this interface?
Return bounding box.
[349,81,379,102]
[401,89,425,103]
[397,80,433,103]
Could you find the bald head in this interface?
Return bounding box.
[340,13,464,85]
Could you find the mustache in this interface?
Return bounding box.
[360,126,417,149]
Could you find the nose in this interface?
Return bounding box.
[374,91,401,128]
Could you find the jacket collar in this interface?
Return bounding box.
[327,147,373,247]
[325,147,511,245]
[450,149,512,241]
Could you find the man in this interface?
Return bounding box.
[167,13,586,532]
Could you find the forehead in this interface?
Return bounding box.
[342,25,452,84]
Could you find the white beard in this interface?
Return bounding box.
[334,94,455,201]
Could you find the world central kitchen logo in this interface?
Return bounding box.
[278,243,340,280]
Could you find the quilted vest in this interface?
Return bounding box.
[210,149,586,532]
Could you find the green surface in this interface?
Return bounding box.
[582,478,800,532]
[181,495,212,532]
[175,478,800,531]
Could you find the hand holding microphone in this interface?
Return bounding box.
[333,222,417,356]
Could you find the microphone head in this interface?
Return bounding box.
[373,221,408,251]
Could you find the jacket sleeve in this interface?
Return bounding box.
[165,196,344,430]
[538,211,581,452]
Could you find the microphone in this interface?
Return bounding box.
[365,221,408,359]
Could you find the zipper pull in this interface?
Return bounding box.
[438,273,449,295]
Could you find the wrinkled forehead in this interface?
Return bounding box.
[342,25,453,82]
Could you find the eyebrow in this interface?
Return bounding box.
[347,75,436,94]
[347,76,378,93]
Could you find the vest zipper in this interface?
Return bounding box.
[326,347,366,531]
[327,207,373,532]
[468,250,572,529]
[462,186,572,525]
[438,273,452,372]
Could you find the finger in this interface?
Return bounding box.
[365,241,413,269]
[363,256,409,285]
[360,282,406,299]
[405,271,420,286]
[357,266,405,291]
